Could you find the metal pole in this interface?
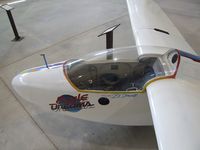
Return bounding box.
[1,4,23,41]
[106,31,113,60]
[6,10,22,41]
[106,31,113,49]
[98,24,120,60]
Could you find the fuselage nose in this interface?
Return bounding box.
[12,73,32,98]
[12,64,75,103]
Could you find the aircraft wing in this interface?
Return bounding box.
[127,0,200,149]
[127,0,195,55]
[147,78,200,150]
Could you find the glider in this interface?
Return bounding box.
[12,0,200,149]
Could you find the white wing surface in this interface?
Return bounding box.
[127,0,200,149]
[127,0,195,55]
[147,77,200,150]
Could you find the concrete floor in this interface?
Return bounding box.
[0,0,199,149]
[156,0,200,54]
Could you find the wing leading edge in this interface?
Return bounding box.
[127,0,200,149]
[147,79,200,150]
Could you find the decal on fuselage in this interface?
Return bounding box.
[102,94,138,99]
[49,94,94,112]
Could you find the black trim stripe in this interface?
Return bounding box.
[154,28,169,35]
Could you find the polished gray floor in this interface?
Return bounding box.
[0,0,199,149]
[0,0,157,150]
[156,0,200,54]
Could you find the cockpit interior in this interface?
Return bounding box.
[64,57,165,91]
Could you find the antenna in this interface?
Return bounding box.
[40,54,49,69]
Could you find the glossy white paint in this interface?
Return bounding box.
[147,58,200,150]
[127,0,200,149]
[127,0,195,55]
[11,46,179,126]
[11,0,200,148]
[147,79,200,150]
[12,64,152,125]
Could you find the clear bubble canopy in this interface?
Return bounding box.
[64,46,179,93]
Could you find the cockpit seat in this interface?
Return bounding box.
[134,66,155,89]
